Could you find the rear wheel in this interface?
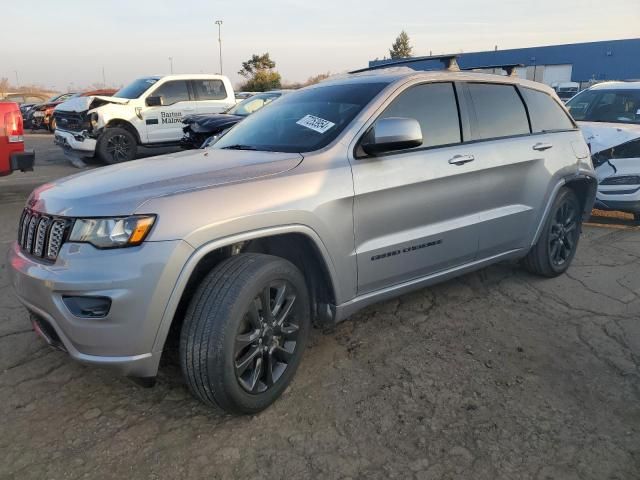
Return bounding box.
[180,253,310,414]
[96,127,137,164]
[523,187,582,277]
[48,116,57,132]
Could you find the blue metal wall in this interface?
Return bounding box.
[369,38,640,82]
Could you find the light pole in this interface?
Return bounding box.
[215,20,223,75]
[168,56,174,74]
[14,70,19,88]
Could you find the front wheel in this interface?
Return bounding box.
[96,127,137,164]
[180,253,311,414]
[523,187,582,277]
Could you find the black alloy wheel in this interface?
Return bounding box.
[548,198,579,267]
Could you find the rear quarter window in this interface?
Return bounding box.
[521,88,575,132]
[467,83,530,140]
[193,80,227,101]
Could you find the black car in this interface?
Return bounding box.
[181,91,289,149]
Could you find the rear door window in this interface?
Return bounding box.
[377,82,461,149]
[521,88,575,132]
[467,83,530,140]
[151,80,190,105]
[193,79,228,100]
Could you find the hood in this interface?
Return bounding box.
[54,95,129,113]
[28,149,303,217]
[183,113,244,133]
[578,121,640,155]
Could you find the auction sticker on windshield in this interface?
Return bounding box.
[296,114,335,134]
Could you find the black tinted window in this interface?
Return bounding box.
[467,83,529,140]
[379,82,461,148]
[114,77,158,99]
[152,81,190,105]
[193,79,227,100]
[522,88,574,132]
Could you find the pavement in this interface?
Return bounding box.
[1,134,639,479]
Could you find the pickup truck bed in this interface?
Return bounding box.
[0,102,34,176]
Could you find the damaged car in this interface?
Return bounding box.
[52,75,235,165]
[566,81,640,221]
[181,90,289,149]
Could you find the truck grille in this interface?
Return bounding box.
[52,111,87,132]
[17,209,71,261]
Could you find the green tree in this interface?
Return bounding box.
[238,53,282,91]
[389,31,413,59]
[242,70,282,92]
[238,53,277,79]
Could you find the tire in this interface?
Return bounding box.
[523,187,582,277]
[634,213,640,224]
[180,253,311,414]
[48,116,56,132]
[96,127,137,164]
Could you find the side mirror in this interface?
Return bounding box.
[361,117,423,155]
[146,96,163,107]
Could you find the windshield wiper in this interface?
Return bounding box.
[221,144,258,151]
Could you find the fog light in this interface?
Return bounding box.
[62,296,111,318]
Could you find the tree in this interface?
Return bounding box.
[238,53,281,92]
[389,31,413,59]
[238,53,276,79]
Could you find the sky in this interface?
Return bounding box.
[2,0,639,92]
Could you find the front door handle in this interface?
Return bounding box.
[532,142,553,151]
[449,154,475,166]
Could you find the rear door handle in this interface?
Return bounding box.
[449,154,475,166]
[532,142,553,151]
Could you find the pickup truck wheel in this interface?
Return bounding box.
[180,253,310,414]
[97,127,137,164]
[48,117,56,132]
[523,187,581,277]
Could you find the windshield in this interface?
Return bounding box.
[566,89,640,124]
[227,92,282,117]
[214,82,388,153]
[113,77,159,99]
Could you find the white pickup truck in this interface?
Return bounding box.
[53,74,235,164]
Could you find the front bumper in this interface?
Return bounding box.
[8,239,194,377]
[10,150,35,172]
[596,186,640,214]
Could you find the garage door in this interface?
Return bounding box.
[542,64,573,86]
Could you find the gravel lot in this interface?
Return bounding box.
[1,134,639,479]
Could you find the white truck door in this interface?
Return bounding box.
[192,79,235,114]
[144,80,196,143]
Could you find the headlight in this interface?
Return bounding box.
[69,215,155,249]
[600,176,640,186]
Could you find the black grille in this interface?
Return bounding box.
[52,111,87,132]
[17,208,71,261]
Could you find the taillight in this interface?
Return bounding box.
[5,109,24,143]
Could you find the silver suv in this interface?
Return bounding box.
[8,69,596,414]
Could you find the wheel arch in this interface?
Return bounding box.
[153,225,340,354]
[103,119,141,144]
[531,172,597,246]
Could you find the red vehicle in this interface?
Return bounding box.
[30,89,118,132]
[0,102,34,176]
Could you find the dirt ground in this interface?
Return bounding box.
[1,135,639,479]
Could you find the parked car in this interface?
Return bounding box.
[181,90,289,149]
[30,89,118,132]
[566,81,640,221]
[0,102,34,176]
[554,82,580,103]
[1,92,50,106]
[53,74,235,164]
[27,92,78,130]
[9,69,596,414]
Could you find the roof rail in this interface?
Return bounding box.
[350,54,460,74]
[462,63,524,77]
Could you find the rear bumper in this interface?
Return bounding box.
[10,150,35,172]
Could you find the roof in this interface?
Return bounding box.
[319,68,556,96]
[588,81,640,90]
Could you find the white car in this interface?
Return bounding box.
[566,81,640,221]
[53,74,235,164]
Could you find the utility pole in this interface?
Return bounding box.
[102,66,106,87]
[168,56,174,74]
[215,20,223,74]
[14,71,19,88]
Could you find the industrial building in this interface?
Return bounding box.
[368,38,640,89]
